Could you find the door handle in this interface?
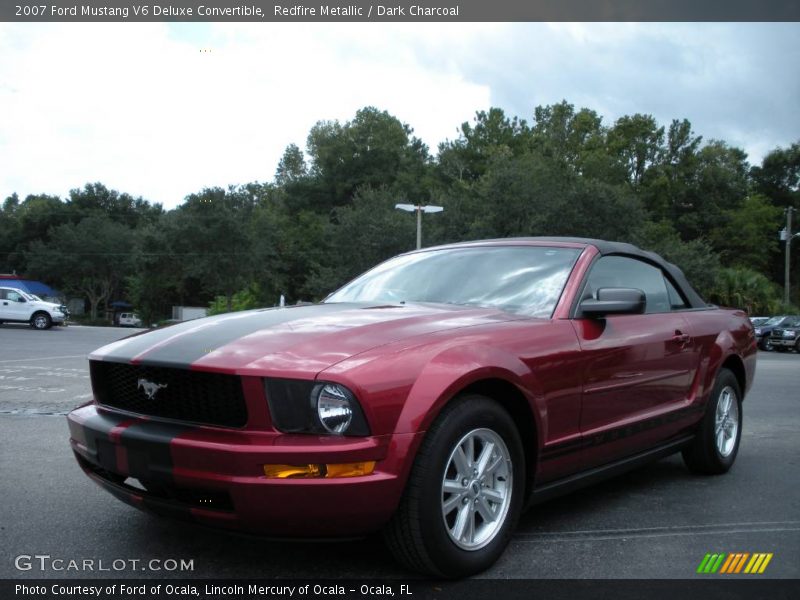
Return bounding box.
[672,331,691,346]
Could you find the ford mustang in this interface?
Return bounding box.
[67,238,756,577]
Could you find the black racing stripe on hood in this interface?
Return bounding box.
[97,303,358,367]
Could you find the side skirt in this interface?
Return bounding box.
[528,434,695,507]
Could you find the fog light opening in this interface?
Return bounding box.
[262,464,323,479]
[262,461,376,479]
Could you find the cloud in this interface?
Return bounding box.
[0,23,493,207]
[0,22,797,209]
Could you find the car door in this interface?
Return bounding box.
[1,288,30,322]
[0,288,9,319]
[571,256,701,469]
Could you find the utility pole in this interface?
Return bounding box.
[782,207,796,306]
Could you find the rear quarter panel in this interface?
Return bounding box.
[683,307,757,403]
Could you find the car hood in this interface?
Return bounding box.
[90,302,521,377]
[36,301,61,310]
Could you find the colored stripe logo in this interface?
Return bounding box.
[697,553,773,574]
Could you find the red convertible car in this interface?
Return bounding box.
[67,238,756,576]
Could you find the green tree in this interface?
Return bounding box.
[750,142,800,209]
[631,221,720,297]
[171,187,255,311]
[710,194,783,272]
[275,144,307,186]
[708,267,781,315]
[304,187,417,297]
[67,182,163,227]
[25,217,135,319]
[305,107,430,209]
[0,193,21,272]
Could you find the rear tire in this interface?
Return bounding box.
[384,394,525,577]
[30,312,52,330]
[759,337,773,351]
[682,368,742,475]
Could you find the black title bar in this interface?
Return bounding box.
[3,0,800,22]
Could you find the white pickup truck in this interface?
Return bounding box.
[0,286,67,329]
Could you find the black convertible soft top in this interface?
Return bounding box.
[446,236,709,310]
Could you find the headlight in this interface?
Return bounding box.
[784,330,796,338]
[754,328,762,335]
[315,383,355,433]
[265,379,370,436]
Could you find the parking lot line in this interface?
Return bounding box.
[0,354,86,363]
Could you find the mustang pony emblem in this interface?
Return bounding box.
[137,378,168,400]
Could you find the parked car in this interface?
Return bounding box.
[67,238,756,577]
[0,286,68,329]
[754,315,800,350]
[767,316,800,352]
[118,312,143,327]
[749,316,769,327]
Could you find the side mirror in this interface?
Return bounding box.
[580,287,645,317]
[17,297,26,303]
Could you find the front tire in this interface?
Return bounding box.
[30,312,52,330]
[682,368,742,474]
[384,394,524,577]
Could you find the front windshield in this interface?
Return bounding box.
[326,246,581,318]
[764,316,785,325]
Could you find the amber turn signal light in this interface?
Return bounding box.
[263,461,376,479]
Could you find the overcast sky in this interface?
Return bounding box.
[0,22,798,209]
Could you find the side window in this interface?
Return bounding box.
[6,290,23,302]
[665,277,688,310]
[585,256,670,314]
[0,289,7,300]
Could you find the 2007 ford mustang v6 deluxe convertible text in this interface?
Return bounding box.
[68,238,756,576]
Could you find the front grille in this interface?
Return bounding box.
[90,361,248,428]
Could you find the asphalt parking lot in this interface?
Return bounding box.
[0,324,798,580]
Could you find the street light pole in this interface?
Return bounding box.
[416,206,422,250]
[781,206,798,306]
[395,203,444,250]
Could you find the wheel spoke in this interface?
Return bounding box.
[482,488,504,504]
[716,430,725,451]
[475,496,496,523]
[465,436,475,467]
[442,494,463,515]
[443,480,464,495]
[475,441,496,477]
[464,507,476,543]
[452,504,470,541]
[721,393,731,417]
[482,454,504,478]
[452,446,470,477]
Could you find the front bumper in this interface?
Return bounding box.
[67,404,420,537]
[770,338,798,348]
